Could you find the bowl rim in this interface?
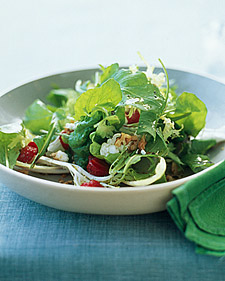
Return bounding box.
[1,65,225,99]
[0,66,224,193]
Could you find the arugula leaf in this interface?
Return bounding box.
[108,68,165,111]
[167,151,184,165]
[190,139,217,154]
[169,92,207,137]
[145,128,168,156]
[0,120,25,168]
[182,154,213,173]
[23,99,53,134]
[137,110,158,138]
[74,79,122,121]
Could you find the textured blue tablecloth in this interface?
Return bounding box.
[0,184,224,281]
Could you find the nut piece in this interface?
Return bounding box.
[138,135,147,151]
[115,133,139,151]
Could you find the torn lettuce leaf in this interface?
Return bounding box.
[190,139,217,155]
[181,154,213,173]
[23,99,53,135]
[68,111,103,168]
[46,88,80,115]
[0,120,25,168]
[145,128,168,156]
[168,92,207,137]
[74,79,122,121]
[30,109,66,167]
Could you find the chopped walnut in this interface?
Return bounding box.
[115,133,139,151]
[138,135,147,150]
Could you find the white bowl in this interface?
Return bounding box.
[0,68,225,214]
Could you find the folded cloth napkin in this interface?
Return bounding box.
[167,160,225,257]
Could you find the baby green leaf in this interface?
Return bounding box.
[182,154,213,173]
[23,99,53,134]
[30,110,66,167]
[0,120,25,168]
[169,92,207,137]
[74,79,122,121]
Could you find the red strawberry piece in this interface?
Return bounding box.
[59,131,70,150]
[81,180,104,187]
[17,142,38,164]
[86,156,109,176]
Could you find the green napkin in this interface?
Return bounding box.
[167,160,225,257]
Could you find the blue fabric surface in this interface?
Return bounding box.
[0,184,225,281]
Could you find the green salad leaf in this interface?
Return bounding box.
[89,140,120,164]
[145,128,168,156]
[74,79,122,121]
[23,99,53,135]
[169,92,207,137]
[91,115,121,143]
[47,88,80,108]
[68,111,103,168]
[190,139,217,154]
[109,152,166,185]
[0,120,25,168]
[46,88,80,116]
[182,154,213,173]
[31,109,66,167]
[100,64,167,138]
[100,63,119,83]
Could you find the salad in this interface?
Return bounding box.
[0,58,218,188]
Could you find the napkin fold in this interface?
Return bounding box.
[167,160,225,257]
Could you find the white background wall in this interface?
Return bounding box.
[1,0,225,92]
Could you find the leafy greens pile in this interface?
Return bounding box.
[0,60,217,187]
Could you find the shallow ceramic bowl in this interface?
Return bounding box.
[0,68,225,215]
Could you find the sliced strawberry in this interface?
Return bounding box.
[17,142,38,164]
[81,180,104,187]
[59,130,70,150]
[27,141,38,149]
[86,156,109,176]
